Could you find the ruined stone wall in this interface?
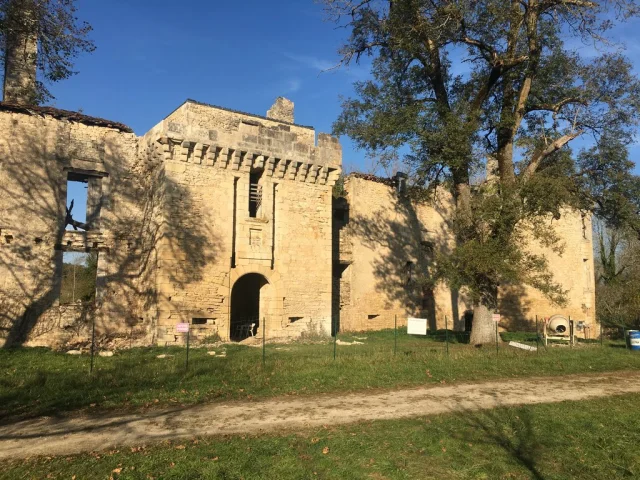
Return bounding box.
[498,211,596,335]
[147,101,341,343]
[338,176,467,332]
[340,175,597,336]
[0,109,159,348]
[0,98,591,348]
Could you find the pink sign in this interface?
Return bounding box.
[492,314,501,323]
[176,322,190,333]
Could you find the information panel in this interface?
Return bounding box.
[176,322,190,333]
[407,317,428,335]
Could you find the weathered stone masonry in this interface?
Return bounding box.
[145,99,341,343]
[335,174,597,336]
[0,98,341,346]
[0,97,595,347]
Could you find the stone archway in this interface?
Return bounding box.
[230,273,269,341]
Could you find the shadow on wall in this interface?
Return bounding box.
[499,284,534,331]
[345,185,466,330]
[0,122,221,348]
[343,181,532,331]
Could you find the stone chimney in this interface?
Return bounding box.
[266,97,294,123]
[394,172,408,195]
[3,4,38,105]
[486,156,499,183]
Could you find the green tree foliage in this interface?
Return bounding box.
[595,223,640,328]
[0,0,95,103]
[322,0,640,343]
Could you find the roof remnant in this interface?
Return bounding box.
[178,99,315,130]
[348,172,395,186]
[0,102,134,133]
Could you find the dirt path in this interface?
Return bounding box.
[1,371,639,460]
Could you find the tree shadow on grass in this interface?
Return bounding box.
[0,348,232,425]
[452,406,546,480]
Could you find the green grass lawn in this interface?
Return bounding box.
[0,329,637,423]
[2,393,639,479]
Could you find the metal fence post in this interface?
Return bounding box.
[262,317,266,366]
[569,316,572,348]
[625,327,630,353]
[495,321,499,357]
[185,328,190,371]
[536,315,540,355]
[445,315,449,357]
[394,314,397,356]
[90,313,96,374]
[333,316,337,361]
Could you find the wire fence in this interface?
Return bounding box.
[6,312,640,434]
[74,313,640,375]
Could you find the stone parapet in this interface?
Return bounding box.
[146,100,342,186]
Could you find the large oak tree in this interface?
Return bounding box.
[322,0,640,344]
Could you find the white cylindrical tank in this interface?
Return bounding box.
[548,315,570,335]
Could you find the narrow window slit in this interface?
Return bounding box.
[249,170,263,218]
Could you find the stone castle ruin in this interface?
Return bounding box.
[0,49,596,348]
[335,174,596,335]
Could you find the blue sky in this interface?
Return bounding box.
[55,0,640,218]
[51,0,370,170]
[58,0,370,224]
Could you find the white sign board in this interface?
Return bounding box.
[492,313,501,323]
[176,322,190,333]
[407,317,428,335]
[509,341,537,352]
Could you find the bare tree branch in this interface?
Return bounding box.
[522,131,582,180]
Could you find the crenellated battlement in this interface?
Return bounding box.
[145,98,342,186]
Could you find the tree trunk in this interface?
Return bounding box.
[3,1,38,104]
[469,304,500,346]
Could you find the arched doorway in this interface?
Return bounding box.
[230,273,268,341]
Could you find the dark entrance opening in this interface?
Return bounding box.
[421,286,437,331]
[464,310,474,332]
[230,273,268,341]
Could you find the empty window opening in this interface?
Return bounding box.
[249,170,263,218]
[66,176,87,230]
[60,251,98,304]
[289,316,304,323]
[334,208,347,222]
[192,318,214,325]
[421,240,435,258]
[368,314,380,320]
[405,261,414,285]
[65,172,102,231]
[421,287,435,310]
